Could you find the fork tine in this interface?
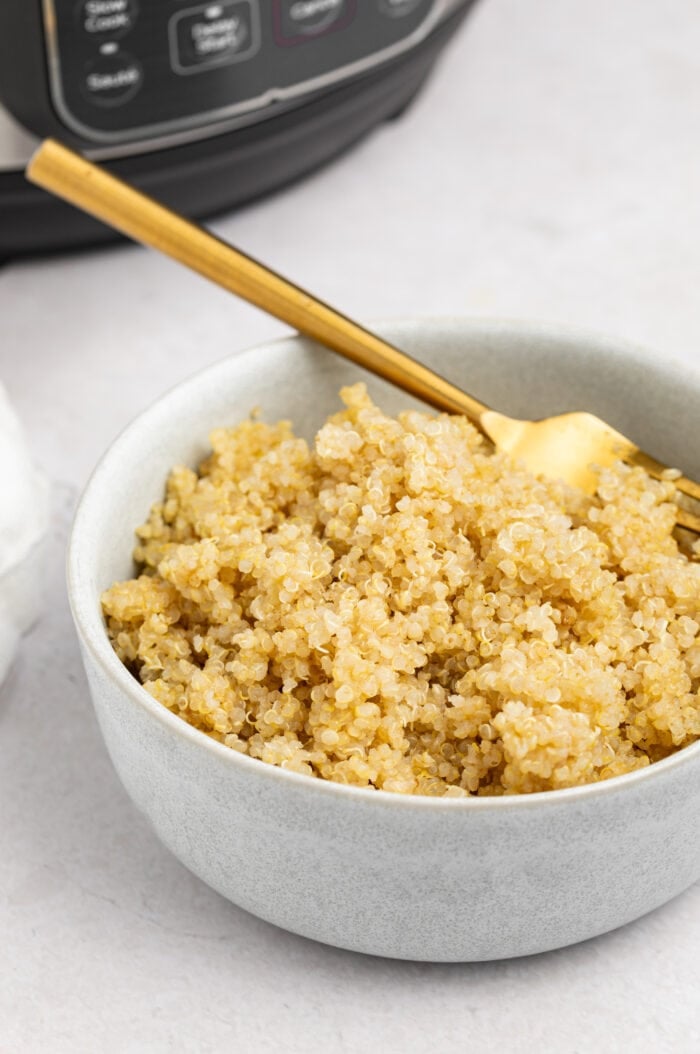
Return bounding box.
[675,506,700,535]
[627,450,700,514]
[675,474,700,503]
[625,450,700,540]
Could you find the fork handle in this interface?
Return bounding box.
[27,139,490,425]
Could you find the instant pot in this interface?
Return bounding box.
[0,0,475,255]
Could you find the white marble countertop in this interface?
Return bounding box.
[2,0,699,1050]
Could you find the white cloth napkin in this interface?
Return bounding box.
[0,382,49,685]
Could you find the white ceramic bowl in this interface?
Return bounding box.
[68,319,700,962]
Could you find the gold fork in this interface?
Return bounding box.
[26,139,700,546]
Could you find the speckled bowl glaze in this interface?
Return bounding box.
[68,319,700,962]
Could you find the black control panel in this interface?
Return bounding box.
[43,0,439,141]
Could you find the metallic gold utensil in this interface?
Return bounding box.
[26,139,700,544]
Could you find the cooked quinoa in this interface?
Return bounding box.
[102,383,700,796]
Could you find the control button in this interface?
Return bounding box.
[76,0,138,39]
[170,1,260,73]
[378,0,424,17]
[279,0,346,37]
[82,46,143,106]
[274,0,354,44]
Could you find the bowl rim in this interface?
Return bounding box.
[68,316,700,812]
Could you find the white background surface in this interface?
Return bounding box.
[2,0,700,1050]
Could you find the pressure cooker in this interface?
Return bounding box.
[0,0,477,255]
